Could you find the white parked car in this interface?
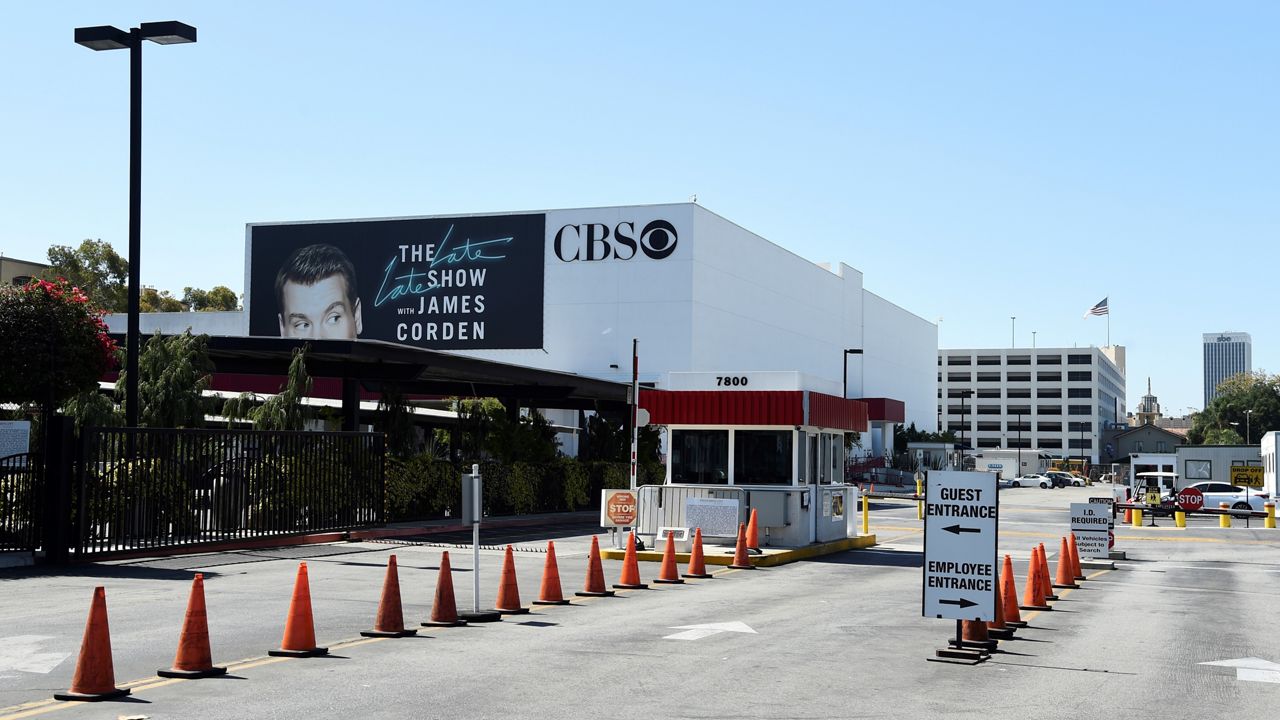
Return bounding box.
[1045,471,1084,487]
[1010,474,1052,489]
[1174,482,1270,512]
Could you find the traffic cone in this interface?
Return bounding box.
[613,532,649,589]
[1052,537,1079,589]
[1000,555,1026,627]
[269,562,328,657]
[1037,544,1058,601]
[1124,506,1132,524]
[1069,534,1086,581]
[54,587,129,701]
[729,522,755,570]
[493,545,529,614]
[422,551,467,627]
[746,508,762,554]
[576,536,615,597]
[158,574,227,678]
[683,528,713,579]
[361,555,417,637]
[951,619,997,651]
[653,531,685,584]
[987,576,1014,640]
[533,541,570,605]
[1020,553,1050,611]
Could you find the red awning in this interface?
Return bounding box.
[861,397,905,423]
[640,390,868,432]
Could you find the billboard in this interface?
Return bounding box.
[246,214,545,349]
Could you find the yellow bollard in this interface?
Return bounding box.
[1219,503,1231,528]
[862,494,870,535]
[917,500,924,520]
[1265,503,1276,529]
[1175,510,1186,528]
[1131,508,1143,527]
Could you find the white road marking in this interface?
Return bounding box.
[1200,657,1280,683]
[663,621,757,641]
[0,635,70,675]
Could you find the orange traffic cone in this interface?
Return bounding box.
[269,562,328,657]
[422,551,466,627]
[55,587,129,701]
[1124,506,1132,524]
[683,528,713,579]
[1038,544,1058,601]
[158,574,227,678]
[533,541,570,605]
[614,532,649,589]
[746,508,762,554]
[953,620,997,651]
[1020,553,1050,611]
[1069,534,1086,581]
[362,555,417,637]
[576,536,615,597]
[987,576,1014,640]
[494,545,529,614]
[1052,537,1079,589]
[729,522,755,570]
[1000,555,1026,627]
[653,531,685,584]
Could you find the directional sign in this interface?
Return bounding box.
[1070,502,1110,559]
[1230,466,1264,488]
[1200,657,1280,684]
[923,470,998,621]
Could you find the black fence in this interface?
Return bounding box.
[77,428,385,558]
[0,453,42,552]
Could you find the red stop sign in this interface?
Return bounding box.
[1176,486,1204,511]
[1108,530,1114,549]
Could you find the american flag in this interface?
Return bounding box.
[1083,297,1109,318]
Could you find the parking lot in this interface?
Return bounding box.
[2,484,1278,719]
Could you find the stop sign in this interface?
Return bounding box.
[1176,486,1204,511]
[1108,530,1114,549]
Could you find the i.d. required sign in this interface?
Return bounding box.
[922,471,998,621]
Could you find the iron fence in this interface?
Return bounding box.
[77,428,384,558]
[0,453,42,552]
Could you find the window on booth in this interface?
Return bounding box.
[671,430,729,484]
[733,430,793,485]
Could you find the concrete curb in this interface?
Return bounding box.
[600,535,877,568]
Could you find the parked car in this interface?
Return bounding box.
[1166,482,1270,512]
[1010,474,1052,489]
[1045,471,1084,488]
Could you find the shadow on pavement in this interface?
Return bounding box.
[0,563,216,582]
[809,548,923,568]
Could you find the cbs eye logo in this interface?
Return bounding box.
[554,220,679,262]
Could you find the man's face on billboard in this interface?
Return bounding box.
[277,275,362,339]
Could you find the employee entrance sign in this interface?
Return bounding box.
[922,471,998,621]
[1070,502,1111,559]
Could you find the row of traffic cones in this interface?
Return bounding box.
[942,535,1088,663]
[55,523,751,702]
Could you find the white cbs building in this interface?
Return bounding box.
[463,203,938,456]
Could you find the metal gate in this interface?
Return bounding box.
[0,452,42,553]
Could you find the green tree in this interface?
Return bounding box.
[1187,372,1280,444]
[378,384,419,458]
[44,239,129,313]
[113,331,214,428]
[0,278,117,409]
[222,345,312,430]
[1201,427,1244,445]
[141,287,186,313]
[182,285,239,312]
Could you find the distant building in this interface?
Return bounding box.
[0,255,49,287]
[937,345,1126,465]
[1104,380,1185,464]
[1203,332,1251,406]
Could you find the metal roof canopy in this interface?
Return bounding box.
[108,334,631,416]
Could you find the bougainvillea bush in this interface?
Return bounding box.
[0,278,117,407]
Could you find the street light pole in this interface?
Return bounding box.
[959,390,971,470]
[1010,316,1016,348]
[75,21,197,429]
[1016,411,1023,476]
[1245,409,1253,444]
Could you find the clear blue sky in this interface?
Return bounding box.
[2,1,1275,416]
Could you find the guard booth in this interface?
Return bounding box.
[635,373,871,548]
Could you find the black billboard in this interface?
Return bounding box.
[247,214,544,349]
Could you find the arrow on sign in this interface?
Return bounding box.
[942,524,982,535]
[938,598,978,609]
[663,621,757,641]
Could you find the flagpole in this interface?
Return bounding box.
[1107,307,1110,347]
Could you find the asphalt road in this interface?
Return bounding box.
[2,482,1278,719]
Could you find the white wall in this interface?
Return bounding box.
[863,291,938,431]
[104,311,247,336]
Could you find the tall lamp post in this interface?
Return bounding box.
[959,390,972,470]
[1016,411,1023,477]
[74,21,198,429]
[1245,409,1253,445]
